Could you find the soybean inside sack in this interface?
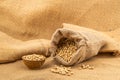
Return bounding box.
[49,23,120,66]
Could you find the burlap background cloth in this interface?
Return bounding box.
[0,0,120,80]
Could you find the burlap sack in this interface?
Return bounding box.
[49,23,120,65]
[0,31,50,63]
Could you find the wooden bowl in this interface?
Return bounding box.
[22,54,46,69]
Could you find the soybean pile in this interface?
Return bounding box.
[22,54,46,61]
[56,38,77,62]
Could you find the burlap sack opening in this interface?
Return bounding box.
[50,23,106,65]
